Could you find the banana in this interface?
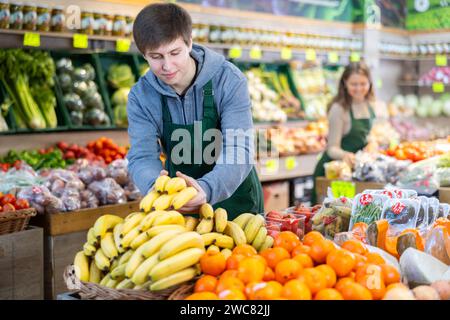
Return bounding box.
[87,228,99,247]
[113,223,125,254]
[152,210,185,226]
[214,208,228,233]
[134,280,152,290]
[159,232,205,260]
[149,247,205,282]
[110,258,119,271]
[146,224,186,238]
[120,226,141,249]
[152,194,176,211]
[94,248,110,272]
[215,234,234,249]
[259,235,274,252]
[130,231,151,250]
[111,263,127,280]
[131,252,160,285]
[118,249,134,265]
[201,232,221,246]
[121,212,146,237]
[100,273,111,286]
[150,267,198,291]
[105,278,119,288]
[154,175,171,193]
[138,210,166,231]
[171,187,198,210]
[224,221,247,246]
[93,215,123,240]
[207,245,220,254]
[101,232,119,260]
[244,214,265,243]
[199,203,214,219]
[196,218,214,234]
[89,260,102,284]
[251,227,268,251]
[73,251,90,282]
[83,242,97,257]
[139,190,160,213]
[116,278,135,290]
[165,177,187,195]
[125,248,146,279]
[233,213,255,229]
[184,216,199,231]
[221,248,232,260]
[140,229,184,258]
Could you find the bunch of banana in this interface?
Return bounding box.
[232,213,273,252]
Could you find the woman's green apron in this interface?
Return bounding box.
[160,80,264,219]
[311,104,375,204]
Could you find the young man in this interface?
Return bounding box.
[127,3,264,218]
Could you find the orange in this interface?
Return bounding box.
[200,251,226,276]
[237,256,266,284]
[263,267,275,281]
[365,252,386,265]
[293,253,314,268]
[194,275,218,293]
[298,268,327,295]
[334,277,354,292]
[348,271,356,280]
[226,254,245,270]
[217,288,246,300]
[315,264,337,288]
[314,288,344,300]
[281,279,312,300]
[353,253,368,271]
[326,248,356,277]
[232,244,257,257]
[339,282,373,300]
[244,282,260,300]
[341,239,368,256]
[216,276,245,293]
[357,274,386,300]
[252,254,268,268]
[260,247,290,269]
[273,231,301,253]
[291,244,311,257]
[309,239,334,264]
[303,231,325,246]
[185,292,219,300]
[275,259,303,284]
[386,283,409,292]
[355,264,382,282]
[220,269,238,280]
[379,264,401,286]
[251,281,283,300]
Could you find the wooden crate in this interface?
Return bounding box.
[0,227,44,300]
[315,177,385,203]
[263,181,290,212]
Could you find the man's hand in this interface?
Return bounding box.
[175,171,207,214]
[342,152,355,168]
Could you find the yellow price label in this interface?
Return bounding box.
[436,54,447,67]
[285,157,297,170]
[305,49,316,61]
[73,33,89,49]
[116,38,131,52]
[228,45,242,59]
[328,51,339,64]
[331,181,356,198]
[350,52,361,62]
[281,47,292,60]
[264,159,278,173]
[432,82,445,93]
[249,46,262,60]
[23,32,40,47]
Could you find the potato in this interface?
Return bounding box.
[430,280,450,300]
[412,286,440,300]
[383,287,416,300]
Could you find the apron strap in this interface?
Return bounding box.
[161,95,172,123]
[203,80,218,120]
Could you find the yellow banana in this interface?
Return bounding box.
[152,210,185,226]
[89,259,102,284]
[125,248,146,278]
[120,226,141,249]
[133,280,152,290]
[215,234,234,249]
[113,223,125,254]
[152,194,176,211]
[140,229,184,258]
[244,214,265,243]
[111,263,127,280]
[149,247,205,282]
[201,232,221,246]
[130,231,151,250]
[110,258,119,271]
[138,210,166,231]
[73,251,90,282]
[146,224,186,238]
[207,245,221,254]
[214,208,228,233]
[118,249,134,265]
[150,267,198,291]
[154,175,171,193]
[165,177,187,195]
[224,221,247,246]
[233,213,255,229]
[116,278,135,290]
[121,212,146,237]
[221,248,232,260]
[105,277,119,288]
[87,227,99,247]
[139,190,160,213]
[158,232,205,260]
[184,216,199,231]
[251,227,268,251]
[200,203,214,219]
[259,235,274,252]
[99,273,111,286]
[196,218,214,234]
[94,248,110,272]
[131,252,160,285]
[171,187,198,210]
[93,214,123,240]
[83,242,97,257]
[100,232,119,260]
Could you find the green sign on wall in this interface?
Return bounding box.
[406,0,450,30]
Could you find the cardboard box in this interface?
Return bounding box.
[263,181,290,212]
[439,187,450,204]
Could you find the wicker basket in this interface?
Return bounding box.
[167,283,195,300]
[64,265,193,300]
[0,208,37,235]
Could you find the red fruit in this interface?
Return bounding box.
[13,160,22,170]
[0,205,3,212]
[1,194,16,206]
[2,203,16,212]
[15,199,30,210]
[64,151,75,159]
[46,147,54,153]
[57,141,69,151]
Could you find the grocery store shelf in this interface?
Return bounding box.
[254,119,311,130]
[257,153,320,182]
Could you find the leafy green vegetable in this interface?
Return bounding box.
[107,64,135,89]
[111,87,130,106]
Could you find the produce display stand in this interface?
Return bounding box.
[315,177,385,203]
[29,200,140,299]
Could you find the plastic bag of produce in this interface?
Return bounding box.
[437,204,449,219]
[424,223,450,265]
[396,160,440,196]
[123,182,141,201]
[77,165,107,185]
[427,197,440,226]
[17,185,65,214]
[88,178,126,205]
[324,160,352,180]
[107,159,129,186]
[381,199,420,234]
[80,189,99,209]
[349,193,389,230]
[60,188,81,212]
[436,168,450,187]
[413,196,429,231]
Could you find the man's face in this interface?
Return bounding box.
[143,37,192,86]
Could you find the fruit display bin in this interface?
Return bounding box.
[0,208,37,235]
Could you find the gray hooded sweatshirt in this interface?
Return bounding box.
[126,43,254,205]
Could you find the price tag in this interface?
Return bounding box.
[331,181,356,198]
[116,38,131,52]
[436,54,447,67]
[264,159,278,174]
[305,49,316,61]
[73,33,89,49]
[328,51,339,64]
[23,32,40,47]
[249,46,262,60]
[285,156,297,170]
[228,45,242,59]
[350,52,361,62]
[432,82,444,93]
[281,47,292,60]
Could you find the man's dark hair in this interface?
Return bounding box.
[133,3,192,54]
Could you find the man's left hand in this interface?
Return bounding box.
[175,171,207,214]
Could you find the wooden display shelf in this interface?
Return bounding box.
[439,187,450,204]
[257,153,319,183]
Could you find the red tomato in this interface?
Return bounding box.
[2,203,16,212]
[1,194,16,206]
[15,199,30,210]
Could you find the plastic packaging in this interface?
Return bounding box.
[17,185,64,214]
[437,203,449,219]
[427,197,440,225]
[123,182,140,201]
[80,189,99,209]
[60,188,81,212]
[381,198,420,234]
[396,159,440,196]
[88,178,126,205]
[350,193,389,229]
[414,196,429,230]
[107,159,129,186]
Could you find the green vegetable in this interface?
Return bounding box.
[0,148,67,170]
[107,64,135,89]
[113,104,128,128]
[111,88,130,106]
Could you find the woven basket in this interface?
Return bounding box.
[167,283,195,300]
[64,265,193,300]
[0,208,37,235]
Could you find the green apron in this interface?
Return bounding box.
[311,104,375,204]
[160,80,264,219]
